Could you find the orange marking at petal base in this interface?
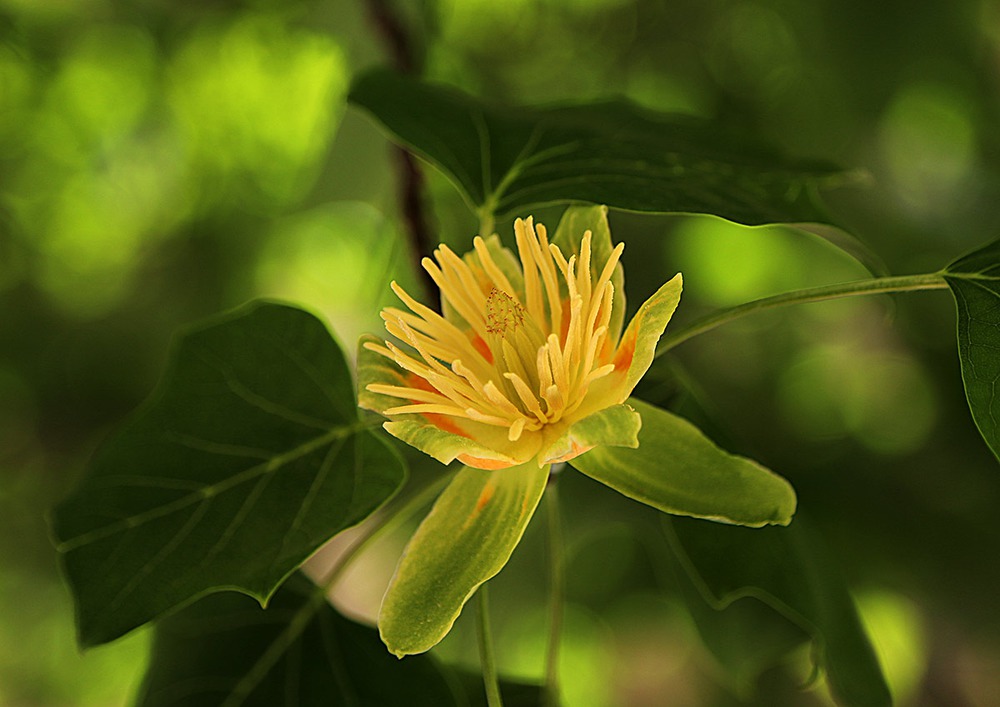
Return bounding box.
[424,412,468,437]
[559,298,572,343]
[457,453,513,470]
[613,330,636,371]
[471,334,493,363]
[475,482,495,512]
[406,373,438,394]
[404,373,470,437]
[547,441,594,465]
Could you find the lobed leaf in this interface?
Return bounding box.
[52,302,406,647]
[945,238,1000,462]
[569,398,796,527]
[665,516,891,707]
[350,69,867,249]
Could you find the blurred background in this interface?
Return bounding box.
[2,0,1000,705]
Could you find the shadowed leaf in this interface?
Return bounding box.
[945,238,1000,462]
[350,69,874,272]
[53,302,406,647]
[666,516,891,707]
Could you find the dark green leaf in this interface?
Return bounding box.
[52,302,406,647]
[945,239,1000,462]
[665,516,891,707]
[136,573,462,707]
[673,564,808,698]
[137,573,545,707]
[350,69,854,228]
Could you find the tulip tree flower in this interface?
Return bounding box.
[358,205,795,657]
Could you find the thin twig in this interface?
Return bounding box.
[544,473,564,707]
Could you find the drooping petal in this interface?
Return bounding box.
[537,402,642,465]
[378,461,549,656]
[568,398,797,527]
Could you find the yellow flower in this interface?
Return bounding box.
[359,209,682,471]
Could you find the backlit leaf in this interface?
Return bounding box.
[945,238,1000,462]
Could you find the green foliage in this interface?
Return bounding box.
[27,5,1000,705]
[667,517,891,707]
[570,398,796,527]
[52,303,405,647]
[945,239,1000,461]
[138,572,544,707]
[349,69,849,226]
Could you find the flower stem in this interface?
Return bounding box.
[478,584,505,707]
[544,475,564,707]
[656,272,949,356]
[223,475,451,705]
[479,206,496,237]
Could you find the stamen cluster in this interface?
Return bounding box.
[364,218,624,444]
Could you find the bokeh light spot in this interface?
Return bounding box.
[880,81,976,216]
[856,589,928,705]
[778,344,936,454]
[670,216,805,307]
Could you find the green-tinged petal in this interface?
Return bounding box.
[613,273,683,397]
[552,205,626,340]
[383,419,534,470]
[538,402,641,464]
[379,462,550,656]
[569,398,796,527]
[358,335,540,469]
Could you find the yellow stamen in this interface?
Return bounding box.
[367,215,632,451]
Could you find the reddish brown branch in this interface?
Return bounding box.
[364,0,437,306]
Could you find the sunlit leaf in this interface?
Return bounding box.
[378,461,549,657]
[945,238,1000,462]
[666,516,891,707]
[52,302,406,647]
[350,69,857,229]
[569,398,796,527]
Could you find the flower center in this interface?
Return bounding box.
[485,287,525,337]
[365,217,626,445]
